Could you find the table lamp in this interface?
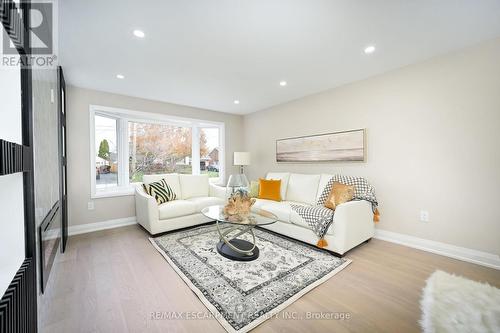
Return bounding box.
[233,152,250,174]
[227,152,251,194]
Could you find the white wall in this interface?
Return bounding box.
[243,38,500,255]
[66,86,245,226]
[0,63,25,296]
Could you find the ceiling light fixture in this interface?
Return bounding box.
[133,30,145,38]
[234,100,240,105]
[364,45,376,54]
[279,81,287,86]
[116,74,125,79]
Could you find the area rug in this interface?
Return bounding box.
[420,270,500,333]
[150,224,351,333]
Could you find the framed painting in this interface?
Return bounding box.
[276,129,365,162]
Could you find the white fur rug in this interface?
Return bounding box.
[420,270,500,333]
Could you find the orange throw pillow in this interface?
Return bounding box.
[258,178,282,201]
[324,182,355,210]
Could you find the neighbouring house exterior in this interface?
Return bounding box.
[208,148,219,169]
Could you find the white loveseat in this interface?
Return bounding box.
[135,174,226,234]
[253,172,375,255]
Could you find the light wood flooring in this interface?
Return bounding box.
[39,224,500,333]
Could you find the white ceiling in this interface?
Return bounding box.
[59,0,500,115]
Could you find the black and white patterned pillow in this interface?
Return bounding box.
[142,179,176,205]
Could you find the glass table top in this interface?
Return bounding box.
[201,205,278,226]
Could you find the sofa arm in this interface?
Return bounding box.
[329,200,375,254]
[135,185,159,233]
[209,183,228,200]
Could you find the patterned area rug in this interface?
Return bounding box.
[150,224,351,333]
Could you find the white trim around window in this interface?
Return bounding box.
[89,105,226,199]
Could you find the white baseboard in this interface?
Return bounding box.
[374,229,500,270]
[68,217,137,236]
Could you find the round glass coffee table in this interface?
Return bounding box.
[201,205,278,261]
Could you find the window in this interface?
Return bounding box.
[90,106,225,198]
[95,115,119,190]
[200,127,220,179]
[128,121,192,183]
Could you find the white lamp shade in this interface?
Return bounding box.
[234,152,251,166]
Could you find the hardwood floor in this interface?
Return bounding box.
[39,224,500,333]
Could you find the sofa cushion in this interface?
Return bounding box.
[286,201,310,227]
[179,174,209,199]
[143,173,181,198]
[142,179,176,204]
[290,212,335,235]
[252,198,275,210]
[255,200,292,223]
[258,178,282,201]
[286,173,320,205]
[316,174,334,203]
[266,172,290,201]
[249,180,259,198]
[186,197,225,211]
[324,182,355,210]
[290,210,308,228]
[158,200,197,220]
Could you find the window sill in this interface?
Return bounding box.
[92,187,135,199]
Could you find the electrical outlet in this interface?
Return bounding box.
[87,201,95,210]
[420,210,429,222]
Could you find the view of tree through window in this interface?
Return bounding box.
[95,115,118,189]
[200,128,220,178]
[128,122,199,182]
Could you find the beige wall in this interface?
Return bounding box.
[243,38,500,255]
[67,86,244,226]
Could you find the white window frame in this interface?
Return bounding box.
[89,105,225,199]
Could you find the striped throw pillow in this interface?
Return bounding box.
[142,179,177,205]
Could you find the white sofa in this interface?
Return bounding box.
[135,174,226,234]
[253,172,374,255]
[135,172,374,255]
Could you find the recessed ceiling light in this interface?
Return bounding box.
[279,81,287,86]
[133,30,145,38]
[364,45,376,54]
[234,100,240,105]
[116,74,125,79]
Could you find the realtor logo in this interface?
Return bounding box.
[1,1,57,67]
[2,1,52,54]
[29,2,53,54]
